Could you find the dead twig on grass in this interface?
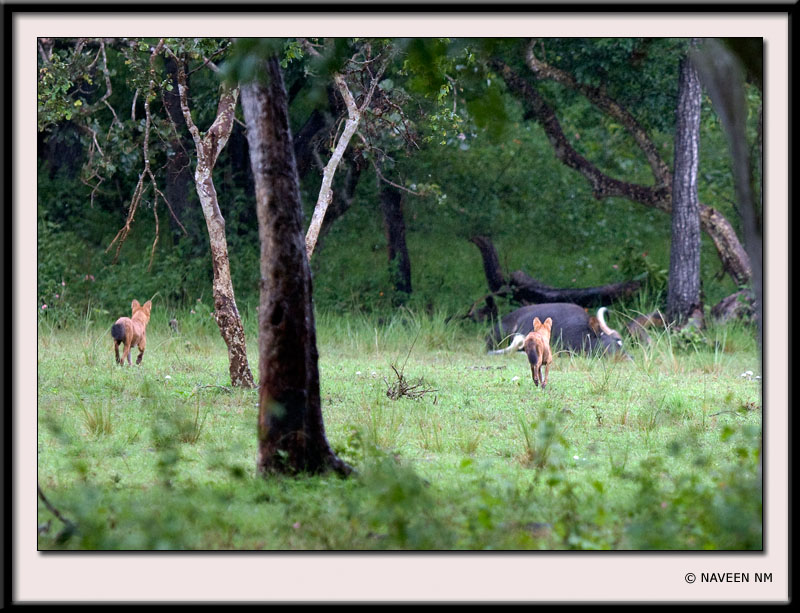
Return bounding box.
[384,363,437,401]
[383,330,437,401]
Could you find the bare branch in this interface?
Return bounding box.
[525,39,671,189]
[170,51,204,150]
[491,52,752,287]
[107,39,167,262]
[298,37,323,58]
[187,45,228,75]
[37,38,52,65]
[305,49,390,258]
[38,484,76,532]
[96,42,120,127]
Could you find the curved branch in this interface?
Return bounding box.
[490,57,670,209]
[491,56,751,286]
[526,39,671,188]
[106,39,166,263]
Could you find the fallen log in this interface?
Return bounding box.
[469,234,644,310]
[711,289,756,324]
[508,270,644,308]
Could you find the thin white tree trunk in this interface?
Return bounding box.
[305,75,362,259]
[300,41,387,259]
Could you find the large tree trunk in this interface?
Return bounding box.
[666,52,703,326]
[380,182,413,298]
[174,59,254,388]
[195,166,254,388]
[241,54,351,477]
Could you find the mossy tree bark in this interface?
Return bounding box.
[240,55,352,477]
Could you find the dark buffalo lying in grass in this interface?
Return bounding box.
[487,303,628,358]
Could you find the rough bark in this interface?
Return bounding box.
[241,55,351,477]
[490,51,752,288]
[666,53,703,326]
[380,182,413,297]
[174,57,254,388]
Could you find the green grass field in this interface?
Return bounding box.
[37,308,762,550]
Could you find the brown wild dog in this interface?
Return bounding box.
[523,316,553,389]
[111,299,152,366]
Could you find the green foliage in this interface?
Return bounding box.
[625,425,761,550]
[220,38,287,86]
[540,38,689,133]
[38,36,752,319]
[37,51,85,130]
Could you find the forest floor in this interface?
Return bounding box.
[36,309,762,550]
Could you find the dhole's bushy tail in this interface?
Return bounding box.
[111,323,126,342]
[524,343,539,366]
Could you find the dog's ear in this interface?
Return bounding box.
[543,317,553,329]
[143,300,152,314]
[131,299,141,311]
[588,316,600,333]
[532,317,541,328]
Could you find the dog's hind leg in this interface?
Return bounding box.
[114,340,121,364]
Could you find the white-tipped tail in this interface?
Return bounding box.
[488,333,526,355]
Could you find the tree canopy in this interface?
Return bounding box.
[37,37,762,322]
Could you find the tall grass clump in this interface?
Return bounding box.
[77,397,113,438]
[516,405,569,471]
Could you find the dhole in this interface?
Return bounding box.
[111,299,152,366]
[523,316,553,389]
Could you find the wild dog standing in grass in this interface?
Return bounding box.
[111,299,152,366]
[523,316,553,389]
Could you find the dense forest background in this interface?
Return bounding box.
[36,37,761,325]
